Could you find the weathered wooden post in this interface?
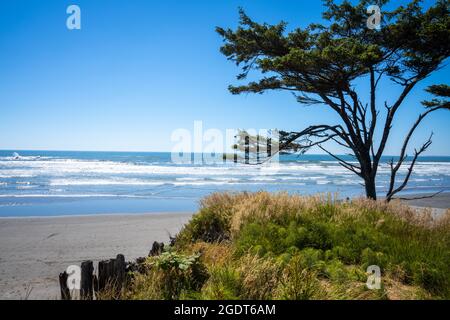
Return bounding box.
[59,271,71,300]
[114,254,126,291]
[98,259,114,292]
[80,260,94,300]
[149,241,164,256]
[97,254,127,297]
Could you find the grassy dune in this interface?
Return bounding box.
[124,192,450,300]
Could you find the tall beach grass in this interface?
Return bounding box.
[125,192,450,300]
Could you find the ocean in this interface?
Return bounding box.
[0,150,449,217]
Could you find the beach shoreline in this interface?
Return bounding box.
[396,192,450,209]
[396,192,450,216]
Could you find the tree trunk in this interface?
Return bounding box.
[364,176,377,200]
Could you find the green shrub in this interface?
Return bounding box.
[129,251,209,300]
[275,255,323,300]
[297,248,324,269]
[200,266,241,300]
[411,261,450,297]
[176,208,231,246]
[237,255,283,300]
[361,248,388,270]
[175,192,252,246]
[235,219,333,256]
[323,259,352,283]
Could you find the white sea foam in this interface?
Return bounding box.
[17,186,36,190]
[50,178,168,186]
[0,157,449,191]
[335,179,361,185]
[0,156,51,161]
[0,194,145,198]
[49,178,260,187]
[249,177,278,181]
[172,181,242,186]
[1,158,450,177]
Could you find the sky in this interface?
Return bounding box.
[0,0,448,155]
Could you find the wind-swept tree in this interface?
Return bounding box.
[217,0,450,200]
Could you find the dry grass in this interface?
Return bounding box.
[384,277,431,300]
[230,192,334,234]
[237,254,283,300]
[185,242,234,268]
[228,191,446,233]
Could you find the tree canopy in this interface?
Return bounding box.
[217,0,450,200]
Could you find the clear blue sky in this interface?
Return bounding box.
[0,0,448,155]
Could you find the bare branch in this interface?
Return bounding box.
[317,145,362,176]
[386,105,448,200]
[386,133,433,201]
[374,79,421,169]
[393,190,445,201]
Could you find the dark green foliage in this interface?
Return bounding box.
[201,266,241,300]
[422,84,450,109]
[236,219,334,256]
[217,0,449,96]
[149,251,209,300]
[231,202,449,297]
[276,255,323,300]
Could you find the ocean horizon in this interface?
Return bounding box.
[0,150,449,217]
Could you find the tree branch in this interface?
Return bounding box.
[386,133,433,201]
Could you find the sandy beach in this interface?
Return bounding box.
[399,192,450,208]
[0,213,192,300]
